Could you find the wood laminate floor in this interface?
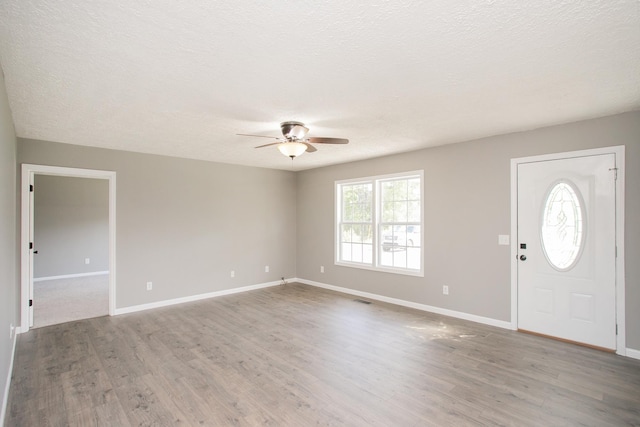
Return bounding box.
[6,283,640,426]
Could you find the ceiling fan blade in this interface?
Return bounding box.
[307,137,349,144]
[254,142,282,149]
[237,133,280,140]
[303,142,317,153]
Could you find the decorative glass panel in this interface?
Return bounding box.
[541,181,585,270]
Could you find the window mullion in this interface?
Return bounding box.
[373,179,379,267]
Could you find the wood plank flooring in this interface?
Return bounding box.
[6,283,640,426]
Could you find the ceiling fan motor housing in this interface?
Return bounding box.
[281,121,309,140]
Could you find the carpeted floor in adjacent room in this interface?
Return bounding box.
[33,274,109,328]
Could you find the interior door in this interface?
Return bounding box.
[517,153,617,349]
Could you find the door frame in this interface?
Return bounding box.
[20,164,117,332]
[510,146,626,355]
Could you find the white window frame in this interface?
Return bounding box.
[335,170,424,277]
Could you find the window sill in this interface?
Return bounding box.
[335,261,424,277]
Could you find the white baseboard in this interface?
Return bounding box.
[114,279,289,316]
[296,278,512,330]
[626,348,640,360]
[1,330,17,426]
[34,271,110,282]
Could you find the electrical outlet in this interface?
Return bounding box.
[265,265,269,273]
[443,285,449,295]
[230,270,235,278]
[85,258,90,265]
[146,281,153,291]
[320,266,325,273]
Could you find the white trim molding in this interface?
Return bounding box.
[1,331,17,426]
[626,348,640,360]
[114,279,289,316]
[33,271,110,282]
[297,278,512,330]
[21,164,117,333]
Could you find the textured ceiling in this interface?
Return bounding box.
[1,1,639,171]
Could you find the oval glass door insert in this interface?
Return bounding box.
[540,181,585,270]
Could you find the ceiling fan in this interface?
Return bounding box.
[237,121,349,159]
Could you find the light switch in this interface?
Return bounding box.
[498,235,510,245]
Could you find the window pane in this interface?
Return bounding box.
[358,202,372,222]
[353,225,360,242]
[391,249,407,268]
[393,201,408,222]
[381,181,394,200]
[343,203,354,222]
[381,224,395,252]
[408,178,420,200]
[341,224,353,243]
[381,201,394,222]
[347,242,374,264]
[407,225,420,247]
[407,247,421,269]
[379,247,393,267]
[362,224,373,244]
[408,201,420,222]
[341,242,352,261]
[352,243,363,262]
[394,225,407,246]
[363,243,373,264]
[342,183,372,222]
[393,179,408,200]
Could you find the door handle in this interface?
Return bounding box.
[519,254,526,261]
[33,250,38,254]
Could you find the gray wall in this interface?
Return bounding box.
[34,175,109,278]
[19,140,297,309]
[0,67,18,420]
[297,111,640,350]
[14,111,640,352]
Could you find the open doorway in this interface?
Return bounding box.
[32,175,109,327]
[21,164,116,332]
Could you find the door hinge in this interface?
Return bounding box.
[616,324,618,335]
[29,299,33,307]
[29,242,33,250]
[609,167,618,180]
[29,184,34,192]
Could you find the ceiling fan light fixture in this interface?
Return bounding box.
[239,121,348,159]
[278,142,307,159]
[280,121,309,140]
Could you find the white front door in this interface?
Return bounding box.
[517,153,617,349]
